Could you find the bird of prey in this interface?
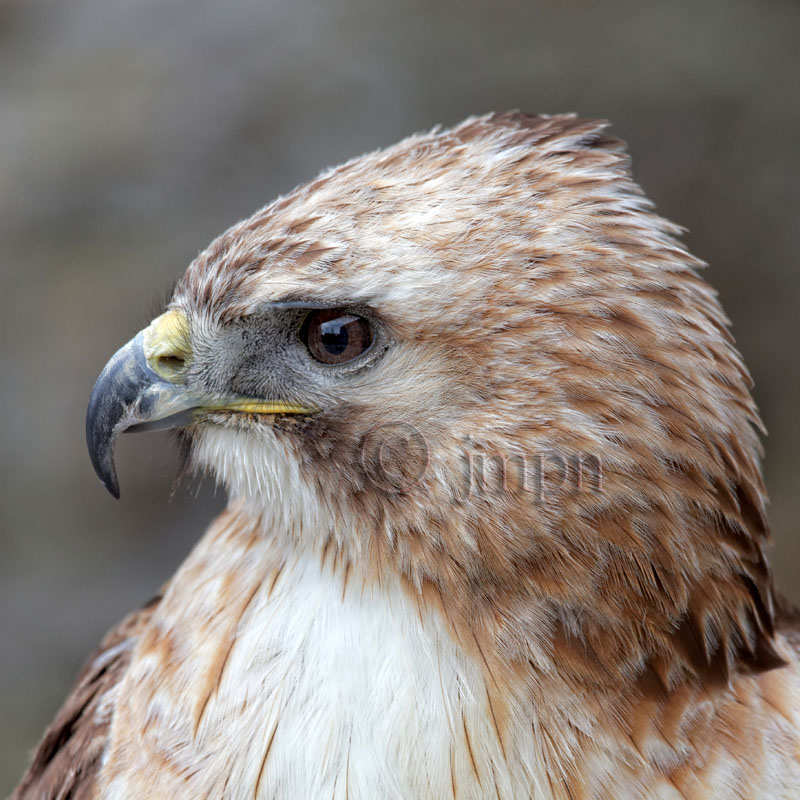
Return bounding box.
[14,112,800,799]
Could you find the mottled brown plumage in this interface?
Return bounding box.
[16,113,800,799]
[13,596,160,799]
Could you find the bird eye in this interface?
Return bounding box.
[301,309,373,365]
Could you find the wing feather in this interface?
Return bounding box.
[12,594,161,800]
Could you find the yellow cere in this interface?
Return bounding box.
[143,309,193,381]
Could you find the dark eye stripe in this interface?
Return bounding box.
[301,309,372,365]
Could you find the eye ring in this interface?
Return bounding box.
[300,309,373,365]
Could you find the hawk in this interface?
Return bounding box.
[14,112,800,799]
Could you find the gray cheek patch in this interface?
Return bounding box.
[187,304,389,409]
[193,309,315,403]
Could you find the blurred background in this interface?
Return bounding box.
[1,0,798,790]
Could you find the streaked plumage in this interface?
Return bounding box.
[15,112,800,799]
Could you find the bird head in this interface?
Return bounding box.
[86,112,782,690]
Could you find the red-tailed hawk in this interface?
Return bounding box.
[14,113,800,799]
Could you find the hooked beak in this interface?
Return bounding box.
[86,309,315,498]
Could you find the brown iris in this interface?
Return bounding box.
[301,309,372,364]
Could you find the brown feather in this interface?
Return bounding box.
[13,595,161,800]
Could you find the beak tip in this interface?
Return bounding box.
[86,392,123,500]
[86,437,121,499]
[102,473,121,499]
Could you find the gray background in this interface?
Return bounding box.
[1,0,798,791]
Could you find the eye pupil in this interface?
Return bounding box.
[302,309,373,365]
[319,318,351,355]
